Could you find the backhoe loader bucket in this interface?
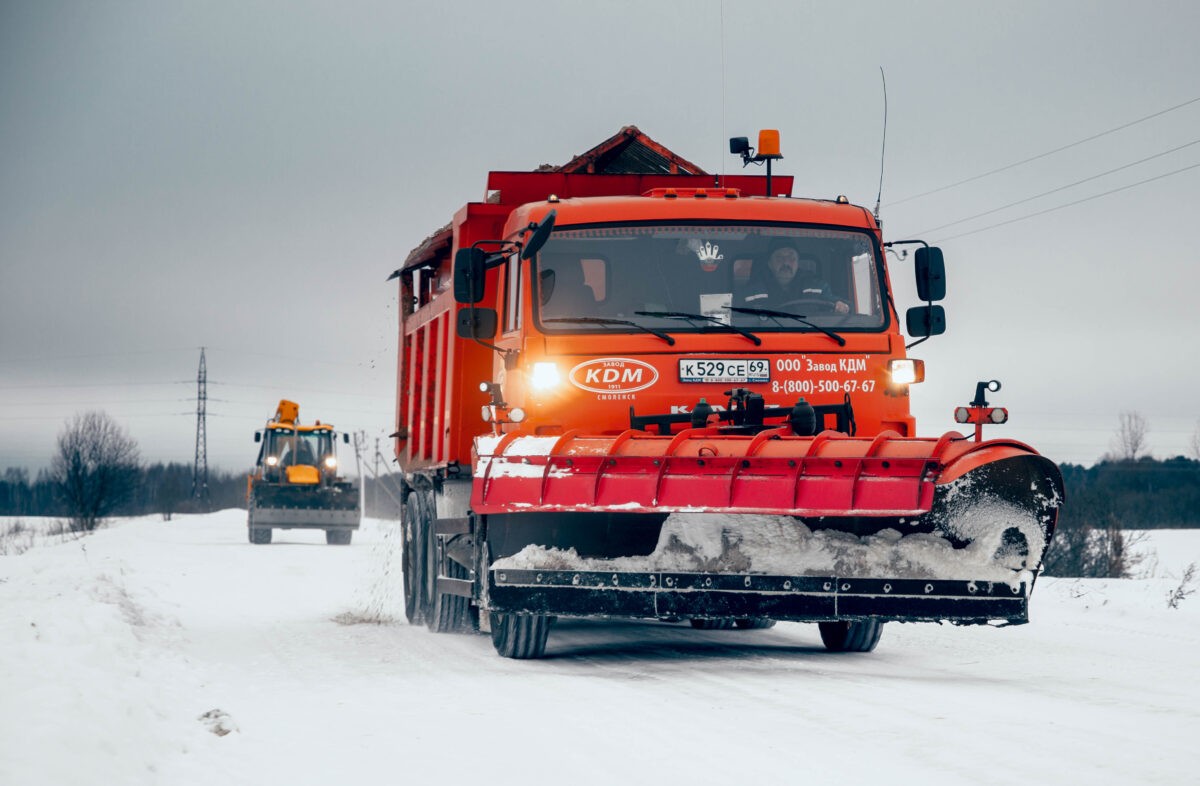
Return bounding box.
[475,428,1062,625]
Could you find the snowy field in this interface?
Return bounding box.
[1,511,1197,786]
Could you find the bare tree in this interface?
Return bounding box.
[1190,421,1200,461]
[1043,513,1143,579]
[1109,411,1149,462]
[50,411,141,531]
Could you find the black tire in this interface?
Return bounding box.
[818,619,884,652]
[325,529,353,545]
[490,612,552,659]
[689,618,736,630]
[248,527,272,545]
[403,491,430,625]
[734,618,776,630]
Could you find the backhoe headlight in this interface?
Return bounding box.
[888,358,925,386]
[531,361,562,391]
[324,456,337,469]
[266,456,279,467]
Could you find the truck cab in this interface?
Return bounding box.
[480,189,919,441]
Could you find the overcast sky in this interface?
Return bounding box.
[3,0,1199,475]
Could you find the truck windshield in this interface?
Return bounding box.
[533,224,885,335]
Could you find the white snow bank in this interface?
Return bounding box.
[1,513,1198,785]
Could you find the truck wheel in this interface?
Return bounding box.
[490,612,551,659]
[248,527,272,545]
[734,618,776,630]
[403,491,430,625]
[325,529,353,545]
[818,620,884,652]
[690,618,735,630]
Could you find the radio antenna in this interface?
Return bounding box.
[874,66,888,222]
[718,0,727,187]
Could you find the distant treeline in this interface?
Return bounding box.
[0,463,248,518]
[3,458,1198,528]
[0,463,408,520]
[1057,456,1200,530]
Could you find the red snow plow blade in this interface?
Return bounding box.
[474,427,1063,624]
[474,427,1059,521]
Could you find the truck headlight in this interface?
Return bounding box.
[888,358,925,386]
[531,361,562,391]
[324,456,337,469]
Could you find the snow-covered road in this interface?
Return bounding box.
[2,511,1197,785]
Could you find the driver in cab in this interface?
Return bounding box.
[741,243,849,314]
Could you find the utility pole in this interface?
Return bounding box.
[352,429,365,516]
[374,438,381,513]
[191,347,210,509]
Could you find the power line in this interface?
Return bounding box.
[0,380,191,390]
[0,412,195,421]
[914,136,1200,236]
[0,347,200,365]
[889,94,1200,206]
[204,346,380,369]
[932,160,1200,242]
[0,398,194,407]
[208,380,391,399]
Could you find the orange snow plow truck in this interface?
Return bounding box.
[390,127,1062,658]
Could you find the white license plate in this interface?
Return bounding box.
[679,358,770,383]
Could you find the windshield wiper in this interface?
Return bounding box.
[544,317,675,345]
[635,311,762,346]
[727,307,847,346]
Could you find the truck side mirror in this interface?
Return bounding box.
[456,307,498,339]
[914,247,946,302]
[343,432,349,444]
[254,431,261,443]
[454,248,487,304]
[906,305,946,337]
[520,210,557,261]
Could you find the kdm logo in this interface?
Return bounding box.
[569,358,659,394]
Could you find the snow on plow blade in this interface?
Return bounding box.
[477,429,1063,624]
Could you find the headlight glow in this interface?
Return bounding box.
[531,361,562,391]
[266,456,279,467]
[324,456,337,469]
[888,358,924,386]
